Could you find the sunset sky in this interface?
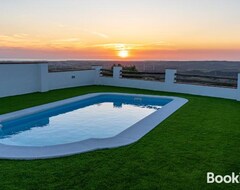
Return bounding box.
[1,0,240,60]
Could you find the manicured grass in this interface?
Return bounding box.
[0,85,239,190]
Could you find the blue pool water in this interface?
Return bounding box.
[0,94,172,147]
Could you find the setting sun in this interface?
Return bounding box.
[1,0,240,60]
[118,50,129,58]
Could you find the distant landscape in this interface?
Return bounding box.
[1,60,240,77]
[46,61,240,77]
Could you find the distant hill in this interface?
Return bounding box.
[47,60,240,77]
[1,60,240,77]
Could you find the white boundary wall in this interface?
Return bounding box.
[97,67,240,101]
[48,70,95,90]
[0,64,239,101]
[0,64,96,98]
[0,64,42,97]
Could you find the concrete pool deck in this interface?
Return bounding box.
[0,93,188,160]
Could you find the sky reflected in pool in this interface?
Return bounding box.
[0,101,162,146]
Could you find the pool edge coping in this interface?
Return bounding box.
[0,92,188,160]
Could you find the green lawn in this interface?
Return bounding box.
[0,85,239,190]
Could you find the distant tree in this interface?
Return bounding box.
[111,64,138,72]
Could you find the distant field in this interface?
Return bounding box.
[1,60,240,77]
[47,60,240,77]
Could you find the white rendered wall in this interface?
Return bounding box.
[48,70,95,90]
[0,64,95,97]
[0,64,43,98]
[237,73,240,101]
[0,64,239,101]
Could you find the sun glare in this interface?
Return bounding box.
[118,50,129,58]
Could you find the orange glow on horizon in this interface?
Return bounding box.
[1,1,240,60]
[1,39,240,61]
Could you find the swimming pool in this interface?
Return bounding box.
[0,93,188,159]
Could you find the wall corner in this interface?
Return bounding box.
[39,64,49,92]
[91,66,103,85]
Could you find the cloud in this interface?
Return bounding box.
[57,24,67,28]
[0,35,10,39]
[91,42,176,51]
[46,38,84,49]
[0,34,41,48]
[91,32,109,39]
[12,33,28,38]
[92,43,139,50]
[0,33,29,40]
[93,43,126,50]
[50,38,81,43]
[146,42,176,48]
